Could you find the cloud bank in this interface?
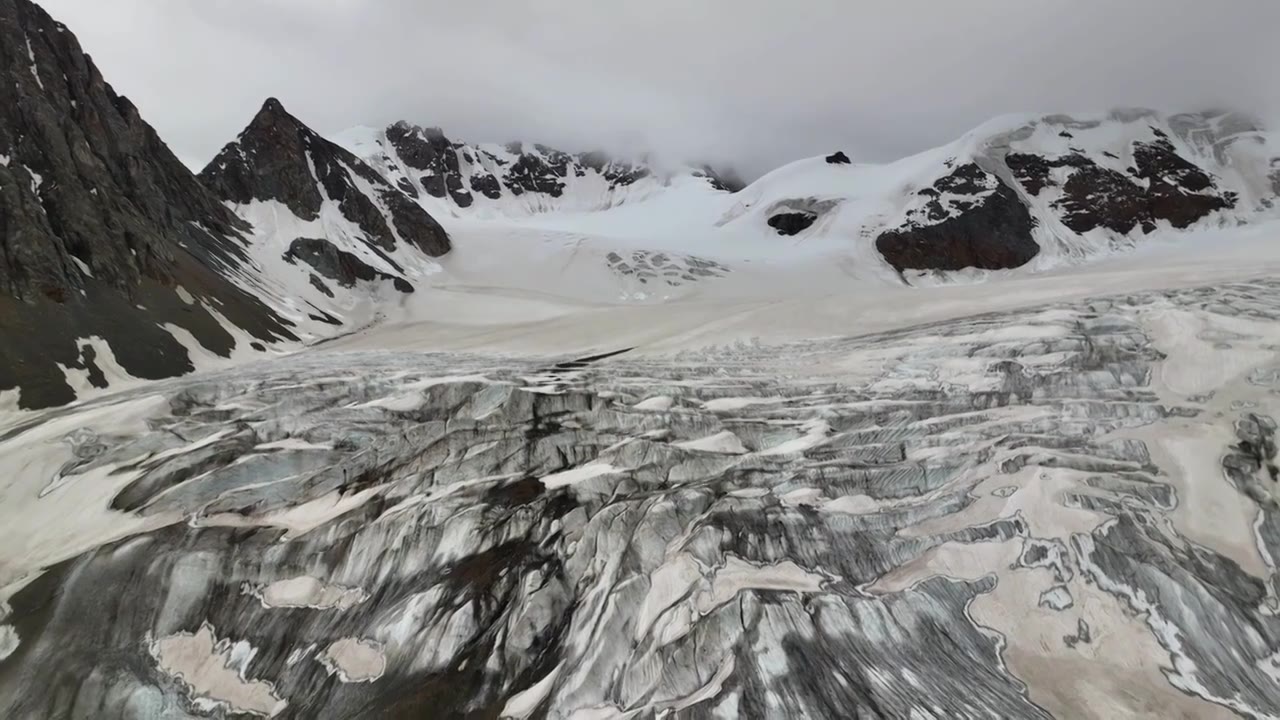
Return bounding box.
[41,0,1280,177]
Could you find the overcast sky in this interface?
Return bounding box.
[40,0,1280,177]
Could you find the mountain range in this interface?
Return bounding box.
[1,0,1278,409]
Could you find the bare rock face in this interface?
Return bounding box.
[0,0,297,409]
[1007,128,1237,235]
[876,163,1040,274]
[768,212,818,236]
[284,238,414,294]
[201,100,451,258]
[506,147,570,197]
[385,122,474,206]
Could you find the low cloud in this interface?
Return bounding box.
[41,0,1280,177]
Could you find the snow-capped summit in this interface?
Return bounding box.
[202,98,450,260]
[720,109,1279,282]
[333,122,742,218]
[199,99,452,332]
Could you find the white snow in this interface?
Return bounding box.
[540,463,621,489]
[68,255,92,277]
[501,663,563,718]
[25,36,43,90]
[674,431,749,455]
[758,419,831,455]
[0,393,177,598]
[24,165,42,196]
[0,624,17,661]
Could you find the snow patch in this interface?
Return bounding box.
[0,624,18,661]
[247,576,367,610]
[318,638,386,683]
[150,623,287,718]
[540,463,620,489]
[25,36,43,90]
[68,256,92,278]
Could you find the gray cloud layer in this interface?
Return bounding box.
[39,0,1280,177]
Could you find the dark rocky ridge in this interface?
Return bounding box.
[385,122,475,207]
[768,211,818,236]
[876,163,1040,274]
[378,122,741,206]
[284,238,414,294]
[1007,131,1237,235]
[201,100,451,258]
[0,0,298,409]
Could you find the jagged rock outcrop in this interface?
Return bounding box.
[284,238,413,294]
[1007,128,1237,235]
[346,123,739,214]
[768,211,818,236]
[876,163,1040,273]
[825,151,851,164]
[0,0,297,409]
[201,100,451,258]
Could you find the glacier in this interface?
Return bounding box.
[4,274,1280,718]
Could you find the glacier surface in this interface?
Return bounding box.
[3,278,1280,718]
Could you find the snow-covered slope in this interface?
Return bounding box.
[355,109,1279,309]
[329,109,1280,309]
[333,122,742,220]
[718,109,1280,282]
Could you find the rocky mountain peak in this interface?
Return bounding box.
[0,0,297,409]
[343,122,740,216]
[200,97,326,219]
[201,99,450,258]
[259,95,287,116]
